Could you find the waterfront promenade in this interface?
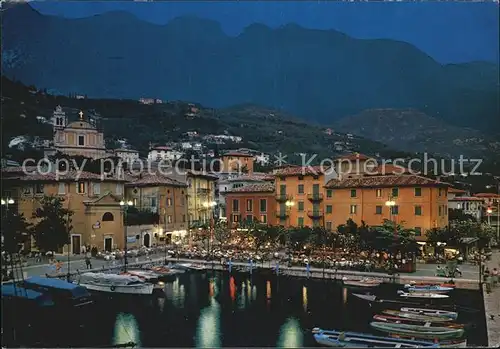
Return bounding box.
[484,249,500,347]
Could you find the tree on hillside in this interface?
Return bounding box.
[1,209,31,255]
[31,196,73,253]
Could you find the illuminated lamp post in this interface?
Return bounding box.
[120,200,134,272]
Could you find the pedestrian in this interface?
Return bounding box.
[492,267,498,286]
[85,252,92,269]
[55,260,63,273]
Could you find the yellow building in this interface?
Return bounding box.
[186,170,218,225]
[125,173,189,245]
[2,167,127,253]
[45,106,108,159]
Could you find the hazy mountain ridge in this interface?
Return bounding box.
[2,3,498,135]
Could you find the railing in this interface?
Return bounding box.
[307,210,324,218]
[275,194,292,202]
[276,210,289,219]
[307,193,324,201]
[197,188,210,195]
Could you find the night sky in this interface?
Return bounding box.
[31,1,498,64]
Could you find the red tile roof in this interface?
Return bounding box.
[449,187,467,194]
[449,197,484,202]
[228,173,274,182]
[474,193,500,198]
[337,153,371,161]
[228,183,275,193]
[186,169,219,180]
[222,152,254,158]
[273,165,325,177]
[5,170,126,182]
[325,174,448,189]
[370,164,411,175]
[125,173,186,187]
[1,166,39,174]
[152,146,171,151]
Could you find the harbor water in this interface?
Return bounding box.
[6,270,488,347]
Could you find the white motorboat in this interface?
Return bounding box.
[77,272,154,295]
[121,270,165,290]
[342,277,382,288]
[172,263,206,271]
[400,307,458,320]
[397,290,449,299]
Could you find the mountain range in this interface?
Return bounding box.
[2,3,499,135]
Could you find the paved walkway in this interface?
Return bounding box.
[483,249,500,347]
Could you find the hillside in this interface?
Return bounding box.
[334,109,500,158]
[2,3,499,134]
[1,76,395,164]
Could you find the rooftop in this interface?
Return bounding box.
[369,164,411,176]
[449,197,484,202]
[222,152,254,158]
[325,174,448,189]
[228,183,275,193]
[3,170,126,182]
[274,165,325,177]
[125,173,187,187]
[449,187,467,194]
[337,153,372,161]
[474,193,500,199]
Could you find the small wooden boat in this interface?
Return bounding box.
[389,335,467,348]
[374,315,464,328]
[397,291,449,299]
[121,270,165,290]
[382,310,453,323]
[311,328,438,347]
[370,321,465,340]
[342,277,381,288]
[405,285,454,294]
[77,272,154,295]
[400,307,458,320]
[406,282,456,289]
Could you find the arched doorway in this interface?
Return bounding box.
[143,233,151,248]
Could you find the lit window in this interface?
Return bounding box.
[58,183,66,195]
[168,215,172,223]
[350,205,357,214]
[77,182,86,194]
[93,183,100,195]
[376,189,382,198]
[260,215,267,223]
[246,199,253,212]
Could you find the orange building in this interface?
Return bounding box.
[324,174,449,240]
[225,183,276,227]
[221,152,255,174]
[273,166,327,228]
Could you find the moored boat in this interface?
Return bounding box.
[370,321,465,340]
[148,266,184,279]
[171,263,206,272]
[23,276,93,308]
[389,335,467,348]
[405,285,454,294]
[373,315,464,328]
[121,270,165,290]
[406,282,456,289]
[342,277,381,288]
[311,327,438,347]
[77,272,154,295]
[382,310,453,323]
[397,291,449,299]
[400,307,458,320]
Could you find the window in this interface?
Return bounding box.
[298,201,304,212]
[259,199,267,212]
[414,187,422,197]
[298,175,304,181]
[181,196,185,206]
[414,227,422,236]
[77,182,86,194]
[391,205,399,215]
[392,188,399,197]
[439,205,442,216]
[326,221,332,230]
[312,175,319,180]
[415,205,422,216]
[232,199,239,212]
[376,189,382,198]
[116,184,123,195]
[279,184,286,194]
[246,215,253,222]
[246,199,253,212]
[102,212,114,221]
[445,205,448,215]
[232,214,239,223]
[298,184,304,194]
[326,205,333,214]
[326,189,333,198]
[439,188,443,196]
[93,183,100,195]
[35,184,44,194]
[350,205,357,214]
[350,189,357,198]
[151,197,157,207]
[167,215,173,223]
[78,135,85,146]
[23,186,32,195]
[298,217,304,227]
[182,214,186,222]
[166,198,172,206]
[260,215,267,223]
[58,183,65,195]
[375,205,382,215]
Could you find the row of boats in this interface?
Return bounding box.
[313,281,470,348]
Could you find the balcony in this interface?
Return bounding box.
[275,210,290,219]
[275,194,292,202]
[307,193,324,202]
[307,210,324,219]
[197,188,210,195]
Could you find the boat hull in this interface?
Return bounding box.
[400,307,458,320]
[382,310,452,323]
[370,321,464,340]
[80,283,154,295]
[374,315,463,328]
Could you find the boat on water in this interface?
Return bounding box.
[400,307,458,320]
[171,263,206,271]
[23,276,93,308]
[1,283,54,307]
[311,327,438,348]
[121,270,165,290]
[77,272,154,295]
[389,335,467,348]
[342,277,382,288]
[373,315,464,328]
[382,310,453,323]
[405,285,454,294]
[397,291,449,299]
[406,282,456,289]
[370,321,465,340]
[148,266,184,279]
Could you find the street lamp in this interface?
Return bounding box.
[1,199,15,206]
[120,200,134,272]
[385,196,398,272]
[486,207,493,226]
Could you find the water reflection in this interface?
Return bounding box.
[229,277,236,303]
[113,313,141,347]
[266,280,272,299]
[342,287,348,305]
[157,297,165,312]
[196,278,221,348]
[277,317,303,348]
[302,286,308,312]
[165,277,185,308]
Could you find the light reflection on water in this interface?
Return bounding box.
[302,286,308,312]
[277,317,303,348]
[113,313,141,347]
[196,278,221,348]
